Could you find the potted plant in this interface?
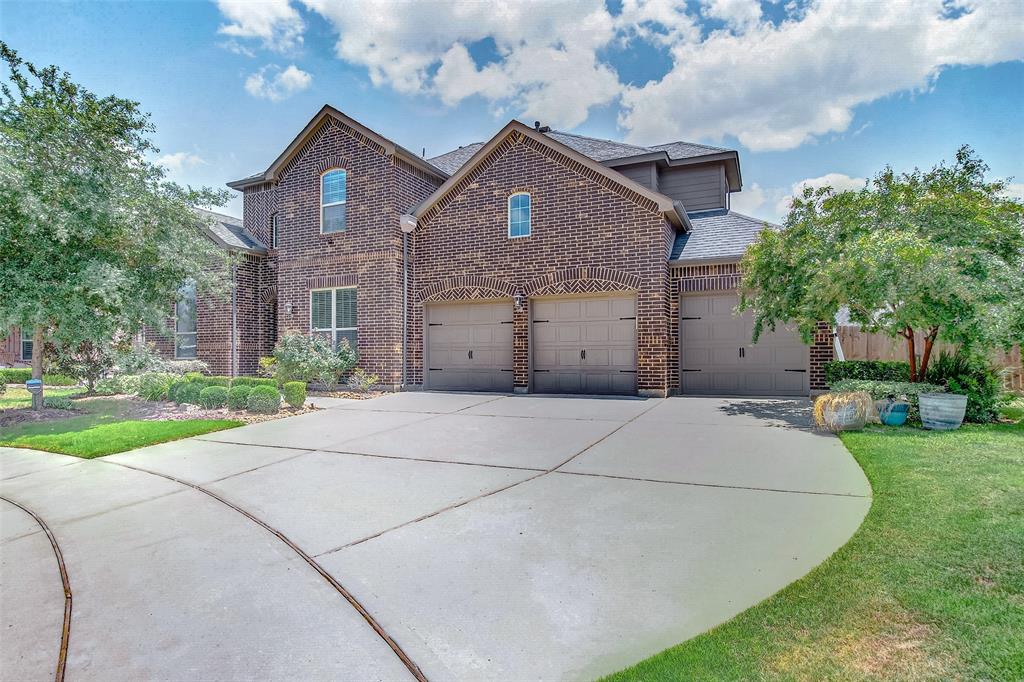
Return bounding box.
[876,394,910,426]
[814,391,874,432]
[919,392,968,430]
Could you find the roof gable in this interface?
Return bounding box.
[411,121,688,229]
[228,105,447,190]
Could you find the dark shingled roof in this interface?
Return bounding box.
[671,210,776,262]
[196,208,267,255]
[429,129,735,174]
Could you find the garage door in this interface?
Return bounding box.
[426,301,514,392]
[532,295,636,395]
[680,293,809,396]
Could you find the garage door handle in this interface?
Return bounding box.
[468,350,473,360]
[680,369,702,372]
[580,349,586,360]
[784,368,807,373]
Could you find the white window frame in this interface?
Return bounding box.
[508,192,531,238]
[310,286,357,350]
[320,169,347,234]
[174,281,198,360]
[20,328,33,361]
[270,213,279,248]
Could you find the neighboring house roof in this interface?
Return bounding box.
[431,128,741,191]
[670,209,775,263]
[410,120,690,230]
[195,208,267,255]
[228,105,448,190]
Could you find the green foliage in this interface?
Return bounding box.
[94,377,122,396]
[43,395,74,410]
[166,378,188,403]
[258,356,277,378]
[226,385,252,410]
[831,379,945,423]
[0,369,78,385]
[346,367,380,392]
[188,375,230,388]
[164,360,210,376]
[137,372,173,401]
[282,381,307,408]
[198,385,229,409]
[47,338,118,393]
[174,381,204,405]
[114,342,164,374]
[246,385,281,414]
[230,376,277,388]
[0,44,232,370]
[272,332,357,390]
[825,360,910,384]
[740,146,1024,381]
[925,350,1002,423]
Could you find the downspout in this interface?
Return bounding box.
[400,214,417,390]
[231,262,238,377]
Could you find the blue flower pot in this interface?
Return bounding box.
[877,400,909,426]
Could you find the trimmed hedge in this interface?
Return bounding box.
[825,360,910,385]
[231,376,278,388]
[247,385,281,414]
[167,378,190,403]
[43,396,75,410]
[226,385,252,410]
[282,381,307,408]
[187,375,231,388]
[0,369,78,386]
[830,379,945,423]
[174,381,204,406]
[198,385,229,409]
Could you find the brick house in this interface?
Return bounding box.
[5,105,832,395]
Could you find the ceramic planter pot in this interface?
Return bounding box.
[876,400,909,426]
[919,393,967,430]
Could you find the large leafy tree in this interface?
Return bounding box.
[739,146,1024,381]
[0,44,231,387]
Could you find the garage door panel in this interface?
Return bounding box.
[426,302,514,392]
[532,295,636,395]
[680,293,809,396]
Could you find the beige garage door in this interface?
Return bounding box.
[426,301,514,392]
[532,295,636,395]
[680,293,809,396]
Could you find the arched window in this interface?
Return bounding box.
[321,169,347,233]
[508,192,531,238]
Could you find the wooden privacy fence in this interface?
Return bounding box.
[836,326,1023,391]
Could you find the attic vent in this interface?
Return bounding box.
[533,121,551,133]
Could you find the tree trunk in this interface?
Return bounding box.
[905,327,918,382]
[31,326,44,410]
[918,327,939,381]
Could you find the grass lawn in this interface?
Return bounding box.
[606,422,1024,681]
[0,386,86,409]
[0,399,241,458]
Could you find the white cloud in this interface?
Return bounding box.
[157,151,206,173]
[775,172,866,214]
[212,0,1024,149]
[1001,182,1024,200]
[216,0,304,52]
[620,0,1024,150]
[244,64,312,101]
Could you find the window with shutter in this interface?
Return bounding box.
[309,287,357,351]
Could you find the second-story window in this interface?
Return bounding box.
[508,192,531,238]
[321,169,347,233]
[270,213,279,248]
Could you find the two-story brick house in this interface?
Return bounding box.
[18,104,829,396]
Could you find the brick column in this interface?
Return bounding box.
[810,321,834,393]
[513,300,530,392]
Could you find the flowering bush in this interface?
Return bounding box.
[272,333,356,391]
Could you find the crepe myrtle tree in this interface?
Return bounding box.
[739,146,1024,382]
[0,44,232,402]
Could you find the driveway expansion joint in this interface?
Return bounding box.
[552,469,872,499]
[0,495,72,682]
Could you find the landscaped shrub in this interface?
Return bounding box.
[226,385,252,410]
[825,360,910,385]
[48,339,118,393]
[198,385,229,409]
[118,374,142,395]
[188,375,231,388]
[282,381,307,408]
[346,367,380,392]
[0,369,78,386]
[272,332,356,390]
[925,350,1002,423]
[163,359,210,376]
[830,379,945,423]
[230,376,278,388]
[94,377,122,396]
[175,381,204,405]
[246,385,281,414]
[137,372,174,401]
[114,342,164,374]
[43,396,74,410]
[258,356,277,378]
[167,378,189,403]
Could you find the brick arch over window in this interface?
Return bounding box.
[523,267,642,297]
[417,275,518,303]
[259,285,277,305]
[314,156,351,176]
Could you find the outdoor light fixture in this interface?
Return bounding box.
[513,293,524,310]
[285,302,294,315]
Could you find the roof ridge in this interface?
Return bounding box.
[547,129,653,150]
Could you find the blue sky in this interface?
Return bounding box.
[2,0,1022,219]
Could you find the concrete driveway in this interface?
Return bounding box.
[1,393,870,681]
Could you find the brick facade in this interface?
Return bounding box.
[410,130,675,396]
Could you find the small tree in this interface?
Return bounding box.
[47,339,117,394]
[272,333,357,391]
[0,44,231,405]
[739,147,1024,381]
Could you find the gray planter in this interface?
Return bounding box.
[919,392,967,430]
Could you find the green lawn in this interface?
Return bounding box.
[0,399,241,458]
[0,386,86,409]
[1001,397,1024,422]
[606,423,1024,681]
